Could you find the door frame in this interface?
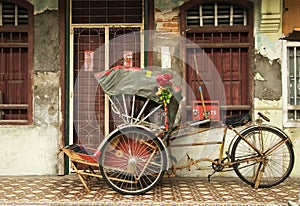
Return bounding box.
[64,0,153,174]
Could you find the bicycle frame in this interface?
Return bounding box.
[167,116,282,174]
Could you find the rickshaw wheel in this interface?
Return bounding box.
[99,126,167,195]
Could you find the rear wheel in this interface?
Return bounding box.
[99,126,167,195]
[231,126,294,188]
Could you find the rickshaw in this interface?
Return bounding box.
[61,66,294,195]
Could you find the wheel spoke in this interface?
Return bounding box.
[99,127,166,195]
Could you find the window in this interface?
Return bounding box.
[180,0,253,119]
[282,41,300,127]
[72,0,143,24]
[0,0,33,124]
[187,3,247,27]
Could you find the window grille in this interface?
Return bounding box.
[0,0,32,124]
[287,46,300,121]
[72,0,143,24]
[0,2,28,26]
[187,3,247,27]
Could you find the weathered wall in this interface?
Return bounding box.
[154,0,300,178]
[34,10,60,73]
[254,54,282,101]
[153,9,181,73]
[0,7,61,175]
[253,0,300,177]
[27,0,58,14]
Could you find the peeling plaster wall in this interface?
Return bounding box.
[253,0,300,177]
[0,9,61,175]
[154,8,182,74]
[254,54,282,100]
[34,10,60,72]
[27,0,58,14]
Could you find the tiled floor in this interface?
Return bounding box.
[0,175,298,205]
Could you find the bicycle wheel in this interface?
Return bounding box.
[99,126,167,195]
[231,125,294,188]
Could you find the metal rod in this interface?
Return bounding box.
[130,95,135,124]
[170,141,223,147]
[134,98,149,124]
[122,94,129,123]
[137,104,163,125]
[108,96,128,124]
[0,91,3,120]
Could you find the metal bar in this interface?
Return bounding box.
[137,148,157,180]
[214,3,218,26]
[122,94,129,123]
[199,5,203,26]
[244,10,247,26]
[130,95,135,124]
[170,141,223,147]
[230,5,233,26]
[108,96,128,124]
[185,43,250,49]
[294,47,297,106]
[0,91,3,119]
[134,98,149,124]
[0,3,2,26]
[137,104,162,125]
[104,26,110,136]
[0,104,28,109]
[15,5,18,26]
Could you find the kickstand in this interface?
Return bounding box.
[208,170,216,182]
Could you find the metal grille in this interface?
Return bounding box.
[72,0,143,24]
[187,3,247,27]
[109,27,141,67]
[0,1,30,123]
[0,2,28,26]
[287,46,300,121]
[73,28,106,148]
[73,27,142,148]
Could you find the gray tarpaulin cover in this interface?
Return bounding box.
[95,67,182,130]
[95,67,180,103]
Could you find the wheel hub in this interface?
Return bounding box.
[127,157,137,173]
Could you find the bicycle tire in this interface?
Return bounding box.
[99,126,167,195]
[231,125,294,188]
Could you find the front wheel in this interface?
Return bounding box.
[231,126,294,188]
[99,126,167,195]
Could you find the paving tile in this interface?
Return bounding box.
[0,175,298,205]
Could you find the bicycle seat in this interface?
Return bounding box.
[224,113,252,127]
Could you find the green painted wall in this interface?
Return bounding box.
[156,0,188,12]
[27,0,58,14]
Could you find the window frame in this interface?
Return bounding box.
[282,40,300,127]
[0,0,33,125]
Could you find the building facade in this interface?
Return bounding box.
[0,0,299,178]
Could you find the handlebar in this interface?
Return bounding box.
[258,112,270,122]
